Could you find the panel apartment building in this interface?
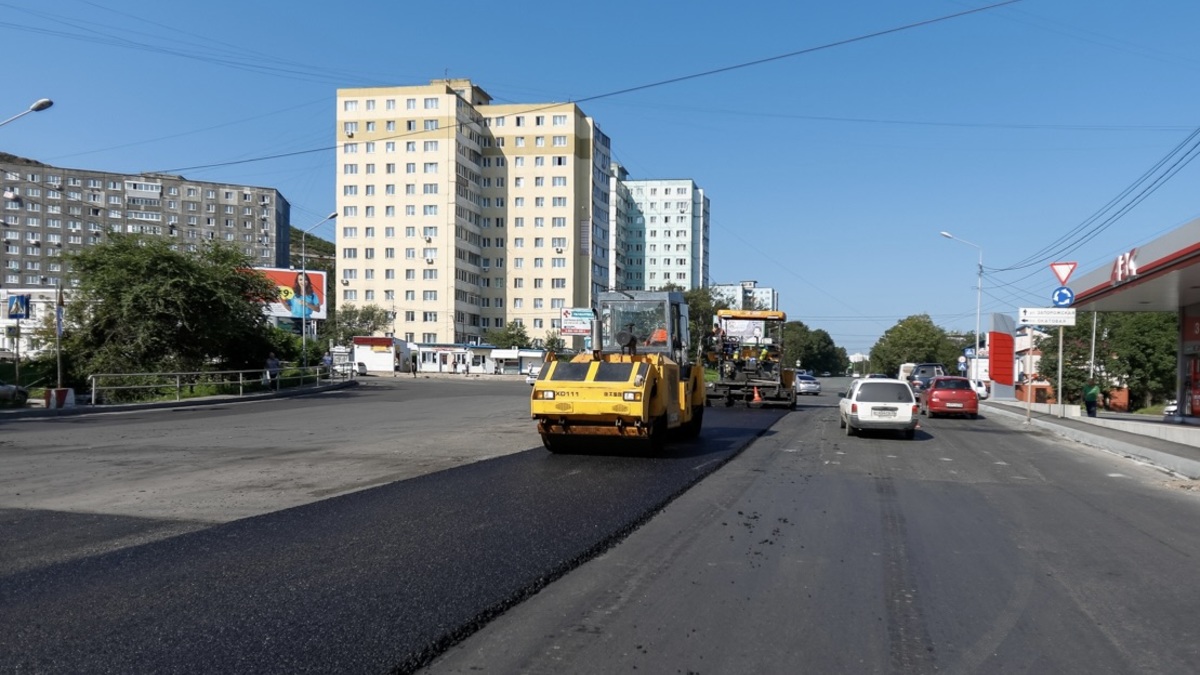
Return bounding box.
[0,153,291,355]
[335,79,612,346]
[619,175,709,291]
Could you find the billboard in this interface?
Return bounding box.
[258,267,327,320]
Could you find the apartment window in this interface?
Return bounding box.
[423,205,438,216]
[343,100,358,111]
[343,164,358,174]
[423,97,438,109]
[423,183,438,194]
[552,136,567,147]
[342,226,358,238]
[423,141,438,151]
[423,312,438,322]
[343,143,358,154]
[423,268,437,279]
[423,290,437,301]
[423,119,439,131]
[342,248,357,259]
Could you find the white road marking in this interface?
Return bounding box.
[940,458,953,462]
[1107,473,1127,478]
[994,461,1009,466]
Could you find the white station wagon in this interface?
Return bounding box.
[839,378,919,439]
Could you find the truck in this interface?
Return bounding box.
[704,309,796,408]
[530,290,706,453]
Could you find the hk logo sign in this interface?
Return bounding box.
[1111,248,1138,284]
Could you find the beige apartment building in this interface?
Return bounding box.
[335,79,611,346]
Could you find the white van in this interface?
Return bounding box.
[897,363,917,381]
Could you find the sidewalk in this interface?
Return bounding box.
[0,379,359,420]
[983,399,1200,479]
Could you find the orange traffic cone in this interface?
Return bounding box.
[752,387,762,403]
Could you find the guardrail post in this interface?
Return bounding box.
[175,374,182,401]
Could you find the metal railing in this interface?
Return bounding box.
[85,365,352,406]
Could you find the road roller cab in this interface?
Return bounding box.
[531,291,706,453]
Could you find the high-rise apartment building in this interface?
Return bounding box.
[335,79,611,346]
[620,177,709,291]
[711,280,779,311]
[0,153,291,354]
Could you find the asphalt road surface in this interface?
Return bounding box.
[4,377,1200,673]
[0,376,784,673]
[426,384,1200,674]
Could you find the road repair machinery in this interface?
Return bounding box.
[704,308,796,408]
[530,290,706,453]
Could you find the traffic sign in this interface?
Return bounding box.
[964,348,975,358]
[957,355,967,363]
[1050,261,1077,286]
[6,294,29,319]
[1018,307,1076,326]
[1051,286,1074,307]
[958,362,967,372]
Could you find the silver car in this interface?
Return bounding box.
[794,374,821,396]
[525,364,543,385]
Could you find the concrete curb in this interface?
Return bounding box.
[2,380,359,420]
[982,402,1200,479]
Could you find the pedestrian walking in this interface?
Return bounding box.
[411,352,418,378]
[1083,378,1101,417]
[266,352,281,390]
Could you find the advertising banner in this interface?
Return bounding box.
[257,267,327,320]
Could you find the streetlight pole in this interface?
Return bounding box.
[301,211,337,370]
[0,98,53,129]
[940,231,982,379]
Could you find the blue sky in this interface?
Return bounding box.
[4,0,1198,353]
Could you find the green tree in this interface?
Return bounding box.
[1037,312,1175,407]
[800,329,842,375]
[680,285,731,351]
[1108,312,1177,408]
[869,314,959,377]
[780,320,811,371]
[59,235,279,380]
[543,329,565,353]
[484,321,531,349]
[321,304,393,350]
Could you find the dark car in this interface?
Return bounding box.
[907,363,947,396]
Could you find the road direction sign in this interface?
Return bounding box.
[1051,286,1074,307]
[561,307,595,336]
[1019,307,1076,326]
[1050,261,1077,286]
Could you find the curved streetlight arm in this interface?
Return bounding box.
[0,98,54,129]
[940,231,984,379]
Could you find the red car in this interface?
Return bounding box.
[920,376,979,418]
